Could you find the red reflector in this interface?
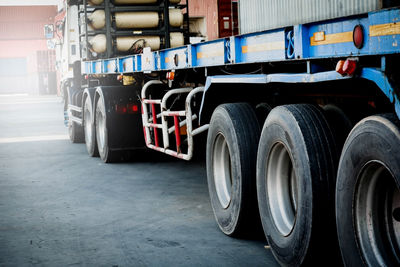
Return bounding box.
[343,59,357,76]
[335,60,346,75]
[127,103,139,113]
[368,101,376,108]
[116,104,127,114]
[353,25,364,49]
[84,75,89,80]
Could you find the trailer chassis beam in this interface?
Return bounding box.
[200,68,400,122]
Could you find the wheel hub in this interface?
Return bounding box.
[213,133,232,209]
[84,105,92,142]
[97,110,105,149]
[266,142,297,236]
[355,161,400,265]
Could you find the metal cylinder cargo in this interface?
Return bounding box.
[88,9,184,30]
[88,0,181,5]
[88,32,184,53]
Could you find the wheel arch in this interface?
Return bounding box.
[93,85,145,150]
[199,70,400,125]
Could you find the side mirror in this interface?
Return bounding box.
[44,24,54,39]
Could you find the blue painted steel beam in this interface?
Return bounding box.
[360,67,400,119]
[83,8,400,74]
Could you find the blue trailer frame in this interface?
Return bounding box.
[71,6,400,266]
[82,7,400,119]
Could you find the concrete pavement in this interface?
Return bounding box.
[0,94,278,266]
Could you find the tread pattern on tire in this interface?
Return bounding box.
[96,97,122,163]
[336,114,400,266]
[256,104,340,266]
[84,96,99,157]
[206,103,261,237]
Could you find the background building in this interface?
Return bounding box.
[0,5,58,94]
[0,0,239,94]
[186,0,238,41]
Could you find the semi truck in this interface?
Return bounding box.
[52,0,400,265]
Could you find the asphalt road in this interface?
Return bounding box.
[0,94,278,266]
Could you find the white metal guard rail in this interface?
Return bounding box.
[141,80,209,160]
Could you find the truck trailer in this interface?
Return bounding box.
[53,0,400,265]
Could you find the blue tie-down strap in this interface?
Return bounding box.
[286,31,295,59]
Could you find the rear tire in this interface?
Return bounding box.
[336,114,400,266]
[68,119,84,143]
[256,104,340,265]
[255,103,272,127]
[323,104,353,150]
[84,96,98,157]
[206,103,261,236]
[96,97,121,163]
[65,86,84,143]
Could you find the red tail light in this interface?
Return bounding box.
[336,58,358,76]
[127,103,139,114]
[343,59,357,76]
[115,104,127,114]
[116,104,139,114]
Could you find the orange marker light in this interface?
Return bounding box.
[336,60,346,75]
[166,72,175,81]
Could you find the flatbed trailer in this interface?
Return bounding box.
[62,3,400,266]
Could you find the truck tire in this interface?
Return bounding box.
[95,97,121,163]
[68,119,84,143]
[256,104,340,266]
[255,102,272,127]
[323,104,353,150]
[66,98,84,144]
[83,96,98,157]
[206,103,261,237]
[336,114,400,266]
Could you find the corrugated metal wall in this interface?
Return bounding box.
[239,0,382,34]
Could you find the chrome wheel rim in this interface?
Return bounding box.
[267,142,298,236]
[68,108,73,136]
[84,101,92,143]
[213,133,232,209]
[355,161,400,265]
[97,105,106,150]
